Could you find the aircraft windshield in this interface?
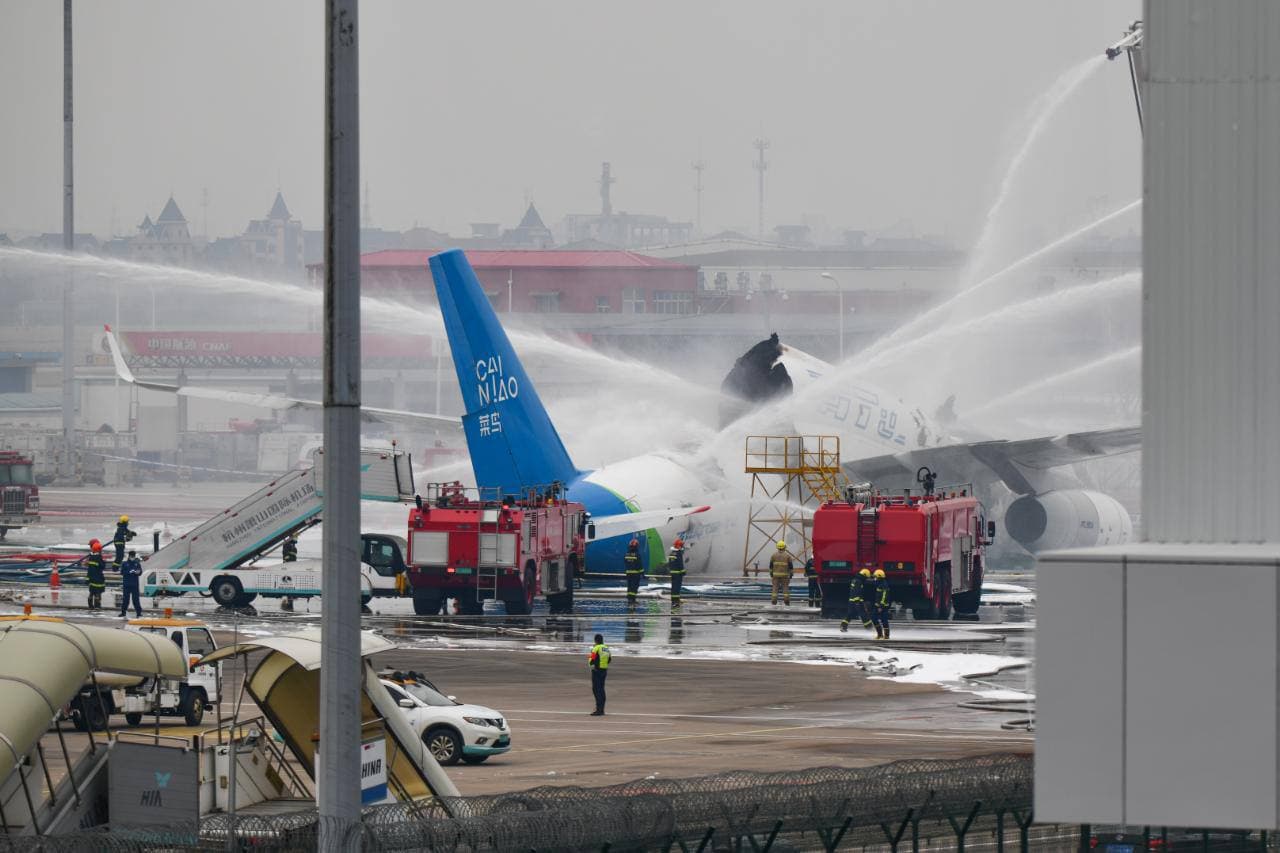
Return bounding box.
[402,681,457,707]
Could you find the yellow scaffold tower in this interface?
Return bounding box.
[742,435,847,577]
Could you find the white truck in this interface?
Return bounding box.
[140,448,415,608]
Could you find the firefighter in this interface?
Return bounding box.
[623,539,644,610]
[84,539,106,610]
[871,568,892,640]
[118,549,143,619]
[282,535,298,562]
[804,556,820,608]
[667,538,686,610]
[841,568,875,632]
[769,541,794,606]
[111,515,136,569]
[587,632,611,716]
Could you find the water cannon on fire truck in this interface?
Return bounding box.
[812,476,996,621]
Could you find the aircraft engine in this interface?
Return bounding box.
[1004,490,1133,552]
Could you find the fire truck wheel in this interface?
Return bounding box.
[124,712,143,727]
[505,564,537,616]
[424,727,462,766]
[181,690,206,726]
[820,581,849,618]
[211,577,244,608]
[412,588,442,616]
[952,588,982,615]
[936,569,952,621]
[458,596,484,616]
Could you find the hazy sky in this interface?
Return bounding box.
[1,1,1141,244]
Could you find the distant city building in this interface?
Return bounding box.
[500,204,554,249]
[240,192,304,272]
[17,232,100,253]
[130,197,195,266]
[559,163,693,249]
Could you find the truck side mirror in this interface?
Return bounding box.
[586,522,596,541]
[987,521,996,541]
[398,698,415,709]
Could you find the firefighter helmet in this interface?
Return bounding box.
[628,539,639,550]
[89,540,102,553]
[859,568,871,578]
[119,515,129,524]
[673,538,684,549]
[776,541,787,550]
[873,568,886,578]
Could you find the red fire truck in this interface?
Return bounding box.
[0,451,40,540]
[811,483,994,620]
[405,482,587,617]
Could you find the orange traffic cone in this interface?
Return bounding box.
[49,566,60,604]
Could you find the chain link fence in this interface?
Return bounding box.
[3,753,1048,852]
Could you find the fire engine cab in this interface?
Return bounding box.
[812,480,994,621]
[0,451,39,539]
[405,482,587,617]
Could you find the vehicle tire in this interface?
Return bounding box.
[457,594,484,616]
[461,754,489,765]
[124,712,144,727]
[936,569,952,621]
[562,557,576,612]
[211,577,244,608]
[505,563,536,616]
[820,581,850,619]
[953,560,983,615]
[180,689,206,726]
[423,727,463,766]
[75,695,110,732]
[412,588,442,616]
[234,592,258,608]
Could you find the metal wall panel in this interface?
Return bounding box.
[1125,559,1277,827]
[1142,0,1280,543]
[1035,553,1126,822]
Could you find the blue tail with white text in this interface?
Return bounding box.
[429,249,581,495]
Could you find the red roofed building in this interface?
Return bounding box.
[318,249,702,316]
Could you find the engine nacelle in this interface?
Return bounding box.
[1004,490,1133,552]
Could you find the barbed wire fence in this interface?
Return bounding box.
[1,753,1065,852]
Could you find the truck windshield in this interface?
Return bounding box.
[3,465,33,485]
[402,681,458,707]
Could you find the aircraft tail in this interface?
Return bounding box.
[429,249,580,494]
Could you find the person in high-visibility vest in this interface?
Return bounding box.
[111,515,136,569]
[841,568,875,632]
[588,633,611,716]
[871,568,892,640]
[667,538,686,610]
[769,541,794,606]
[623,539,644,610]
[84,539,106,610]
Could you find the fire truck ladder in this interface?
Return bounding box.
[475,500,502,601]
[741,435,848,577]
[856,509,879,567]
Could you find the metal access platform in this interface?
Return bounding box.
[741,435,847,577]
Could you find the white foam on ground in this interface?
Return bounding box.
[743,623,1000,643]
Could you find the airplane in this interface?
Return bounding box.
[106,249,1139,570]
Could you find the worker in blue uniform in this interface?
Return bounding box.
[118,549,143,618]
[623,539,644,610]
[841,568,875,632]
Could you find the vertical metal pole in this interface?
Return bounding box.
[320,0,362,848]
[60,0,75,482]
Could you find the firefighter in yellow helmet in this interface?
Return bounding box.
[841,568,875,632]
[111,515,136,569]
[871,568,892,640]
[769,541,794,606]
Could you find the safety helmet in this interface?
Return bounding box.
[628,539,639,550]
[873,569,886,578]
[776,541,786,550]
[673,538,684,549]
[859,568,871,577]
[119,515,129,523]
[90,540,102,553]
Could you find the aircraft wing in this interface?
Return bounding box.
[589,505,711,541]
[104,326,460,430]
[842,426,1142,496]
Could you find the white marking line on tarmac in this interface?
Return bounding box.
[521,722,834,753]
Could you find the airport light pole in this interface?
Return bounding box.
[820,272,844,360]
[319,0,362,848]
[59,0,75,482]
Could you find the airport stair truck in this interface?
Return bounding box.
[405,482,588,616]
[139,448,415,607]
[0,450,39,540]
[811,484,994,620]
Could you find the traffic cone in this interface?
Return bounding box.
[49,566,60,604]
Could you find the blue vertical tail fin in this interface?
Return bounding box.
[429,249,580,494]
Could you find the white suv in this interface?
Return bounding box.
[380,671,511,766]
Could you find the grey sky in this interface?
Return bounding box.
[1,1,1140,244]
